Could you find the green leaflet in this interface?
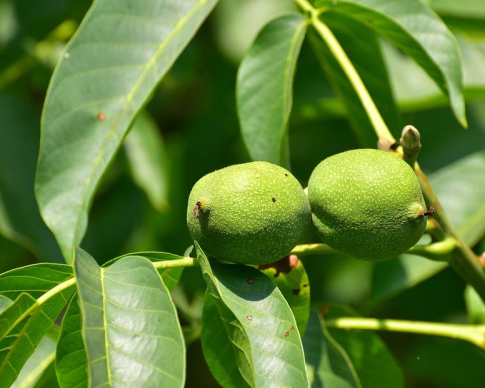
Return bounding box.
[35,0,219,262]
[259,256,311,337]
[308,12,400,146]
[0,264,75,388]
[237,12,308,166]
[304,310,361,388]
[124,111,170,213]
[314,0,466,126]
[196,242,309,388]
[56,251,185,388]
[74,248,185,388]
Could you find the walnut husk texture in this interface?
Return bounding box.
[308,149,427,261]
[187,162,311,264]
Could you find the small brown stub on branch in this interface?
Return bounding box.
[284,331,289,337]
[96,112,107,121]
[419,206,435,217]
[193,201,202,218]
[247,315,253,321]
[479,253,485,268]
[246,278,255,285]
[259,255,299,277]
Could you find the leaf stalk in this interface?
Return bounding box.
[326,317,485,350]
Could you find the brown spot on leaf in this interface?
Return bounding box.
[247,315,253,321]
[246,278,255,285]
[284,331,289,337]
[96,112,107,121]
[272,197,276,203]
[303,284,309,288]
[259,255,299,277]
[292,288,301,295]
[290,326,294,331]
[319,305,330,316]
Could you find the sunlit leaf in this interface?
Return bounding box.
[74,248,185,388]
[196,242,309,387]
[56,251,184,388]
[237,12,308,166]
[36,0,219,262]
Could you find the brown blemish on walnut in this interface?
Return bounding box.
[418,206,435,217]
[193,201,201,218]
[272,197,276,203]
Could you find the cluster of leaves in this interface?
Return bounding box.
[1,0,485,387]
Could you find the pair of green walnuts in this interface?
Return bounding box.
[187,149,430,265]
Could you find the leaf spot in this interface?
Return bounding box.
[292,288,301,295]
[284,331,289,337]
[246,278,255,285]
[97,112,107,121]
[247,315,253,321]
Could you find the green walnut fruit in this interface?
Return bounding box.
[308,149,429,261]
[187,161,311,264]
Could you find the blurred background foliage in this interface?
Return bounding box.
[1,0,485,387]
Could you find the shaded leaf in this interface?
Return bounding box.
[196,242,309,387]
[259,256,311,337]
[0,293,36,340]
[11,332,57,388]
[304,310,361,388]
[0,96,60,261]
[325,306,404,388]
[430,150,485,246]
[464,285,485,324]
[309,12,399,146]
[74,248,185,388]
[201,291,250,388]
[36,0,219,262]
[0,264,75,388]
[125,111,170,213]
[314,0,466,126]
[56,297,87,388]
[237,12,308,166]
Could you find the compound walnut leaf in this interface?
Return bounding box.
[74,248,185,388]
[35,0,219,262]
